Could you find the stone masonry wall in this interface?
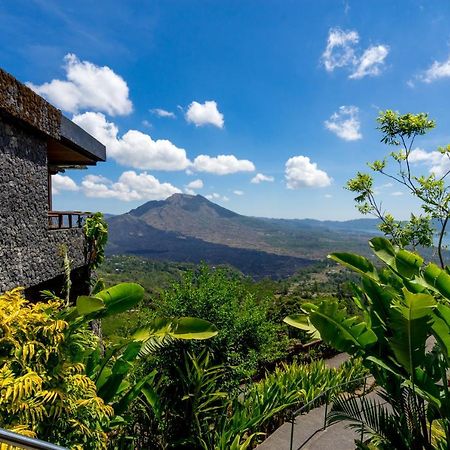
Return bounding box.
[0,115,86,293]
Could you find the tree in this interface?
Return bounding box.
[346,110,450,267]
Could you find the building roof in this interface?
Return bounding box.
[0,68,106,165]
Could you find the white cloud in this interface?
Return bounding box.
[419,56,450,83]
[205,193,228,202]
[409,148,450,177]
[250,173,274,184]
[52,174,79,194]
[186,179,204,190]
[150,108,176,118]
[185,101,224,128]
[322,28,359,72]
[73,112,190,171]
[350,45,389,79]
[193,154,255,175]
[324,105,362,141]
[27,54,132,116]
[324,194,333,198]
[185,189,196,195]
[81,171,180,201]
[285,156,332,189]
[233,190,244,195]
[391,191,404,196]
[321,28,389,79]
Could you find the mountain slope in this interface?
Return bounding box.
[106,212,313,278]
[123,193,377,258]
[106,194,378,277]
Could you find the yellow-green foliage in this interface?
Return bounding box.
[0,288,113,449]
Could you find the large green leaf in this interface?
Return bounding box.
[423,263,450,300]
[283,314,320,340]
[432,304,450,359]
[388,289,436,375]
[94,282,144,316]
[395,249,424,279]
[171,317,219,339]
[369,237,424,279]
[97,341,142,403]
[76,295,105,316]
[369,237,397,267]
[328,252,379,280]
[133,317,218,356]
[302,301,377,354]
[113,370,158,415]
[133,317,218,342]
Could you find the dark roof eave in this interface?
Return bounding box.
[60,115,106,162]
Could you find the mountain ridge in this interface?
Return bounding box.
[106,194,378,278]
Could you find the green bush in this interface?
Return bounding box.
[156,264,287,381]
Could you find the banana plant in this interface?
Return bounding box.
[284,237,450,448]
[61,282,218,420]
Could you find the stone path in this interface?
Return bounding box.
[256,354,380,450]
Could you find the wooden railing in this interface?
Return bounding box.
[48,211,91,230]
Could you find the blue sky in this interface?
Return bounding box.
[2,0,450,220]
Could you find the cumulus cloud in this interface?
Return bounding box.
[52,174,79,194]
[350,45,389,79]
[285,156,332,189]
[185,179,203,193]
[409,148,450,177]
[250,173,274,184]
[233,190,244,195]
[419,56,450,83]
[186,179,204,190]
[73,112,190,171]
[81,171,180,201]
[324,105,362,141]
[321,28,389,79]
[150,108,176,118]
[185,101,224,128]
[205,193,229,202]
[192,154,255,175]
[27,54,132,116]
[322,28,359,72]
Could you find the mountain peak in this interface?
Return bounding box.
[129,193,239,219]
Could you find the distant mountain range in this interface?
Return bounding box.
[106,194,380,278]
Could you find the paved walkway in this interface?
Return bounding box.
[256,354,379,450]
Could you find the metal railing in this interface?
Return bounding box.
[288,375,373,450]
[0,428,67,450]
[48,211,91,230]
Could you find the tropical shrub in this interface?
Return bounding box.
[202,357,367,449]
[0,282,219,449]
[0,288,113,449]
[157,263,286,383]
[286,237,450,449]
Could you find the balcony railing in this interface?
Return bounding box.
[0,427,67,450]
[48,211,91,230]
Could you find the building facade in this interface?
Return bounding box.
[0,68,106,295]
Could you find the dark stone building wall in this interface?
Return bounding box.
[0,115,86,294]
